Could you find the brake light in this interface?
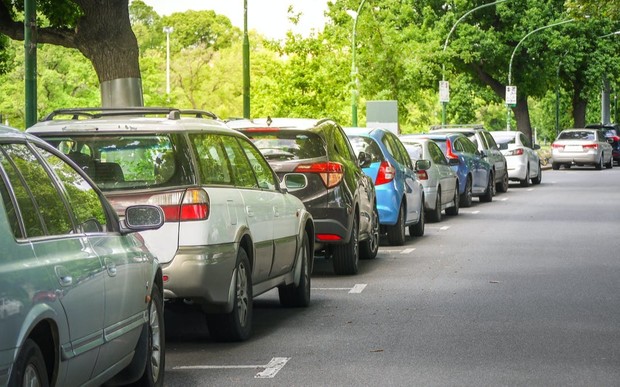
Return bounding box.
[552,143,564,149]
[612,136,620,142]
[151,188,210,222]
[295,162,344,188]
[416,169,429,180]
[582,143,598,150]
[375,161,396,185]
[506,148,524,156]
[316,234,343,241]
[445,138,459,160]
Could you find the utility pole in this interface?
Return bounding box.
[24,0,37,128]
[243,0,250,119]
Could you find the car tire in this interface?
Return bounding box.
[278,232,311,307]
[479,172,494,202]
[135,282,165,386]
[460,176,473,208]
[333,215,359,275]
[409,197,425,237]
[427,189,442,223]
[207,247,253,341]
[360,207,379,260]
[606,155,613,169]
[595,155,604,170]
[387,202,406,246]
[552,162,560,170]
[445,187,459,216]
[520,165,531,187]
[497,169,509,193]
[531,163,542,185]
[9,339,48,387]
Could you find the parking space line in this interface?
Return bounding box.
[500,198,508,201]
[401,248,415,254]
[173,357,291,379]
[313,284,367,293]
[439,226,450,231]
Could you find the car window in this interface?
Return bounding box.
[428,142,448,165]
[0,170,23,239]
[403,143,422,161]
[190,133,234,185]
[482,131,499,150]
[0,143,73,237]
[36,146,108,233]
[332,126,356,162]
[244,131,326,161]
[558,131,594,140]
[348,136,384,163]
[519,133,532,148]
[453,137,465,153]
[494,136,514,150]
[391,134,414,169]
[220,136,258,189]
[237,138,278,191]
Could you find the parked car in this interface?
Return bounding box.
[344,127,426,244]
[396,136,459,222]
[402,133,494,206]
[551,128,614,170]
[28,108,315,342]
[229,118,377,272]
[0,124,165,387]
[489,131,542,187]
[585,123,620,165]
[430,125,509,193]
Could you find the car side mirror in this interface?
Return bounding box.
[415,159,431,171]
[122,205,165,233]
[358,151,372,168]
[477,150,486,158]
[533,144,541,150]
[283,173,308,192]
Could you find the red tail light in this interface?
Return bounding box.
[445,138,459,160]
[316,234,343,241]
[506,148,524,156]
[416,169,429,180]
[552,143,564,149]
[611,136,620,142]
[582,143,598,150]
[151,188,210,222]
[375,161,396,185]
[295,162,344,188]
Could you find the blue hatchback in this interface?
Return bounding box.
[401,133,494,207]
[345,128,426,246]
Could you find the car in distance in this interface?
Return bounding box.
[585,123,620,165]
[403,133,494,206]
[490,131,542,187]
[229,118,377,273]
[345,127,426,244]
[0,124,165,387]
[28,108,315,342]
[551,128,614,170]
[430,124,509,193]
[398,135,459,222]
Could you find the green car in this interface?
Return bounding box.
[0,125,166,386]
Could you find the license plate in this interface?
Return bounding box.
[565,145,581,152]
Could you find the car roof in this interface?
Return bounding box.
[489,131,517,137]
[27,107,235,136]
[227,117,326,130]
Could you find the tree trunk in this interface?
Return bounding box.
[572,92,587,128]
[513,99,532,141]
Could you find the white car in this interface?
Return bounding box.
[28,107,315,342]
[490,131,542,187]
[399,136,459,222]
[551,128,614,170]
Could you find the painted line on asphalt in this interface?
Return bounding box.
[401,248,415,254]
[439,226,450,231]
[527,188,534,191]
[500,198,508,201]
[469,210,480,214]
[173,357,291,379]
[313,284,367,294]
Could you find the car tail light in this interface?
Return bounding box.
[506,148,524,156]
[416,169,429,180]
[316,234,343,241]
[295,162,344,188]
[150,188,210,222]
[375,161,396,185]
[445,138,459,160]
[611,136,620,142]
[582,143,598,150]
[551,143,564,150]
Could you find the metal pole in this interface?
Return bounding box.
[163,27,173,95]
[440,0,508,125]
[243,0,250,119]
[350,0,367,127]
[24,0,37,128]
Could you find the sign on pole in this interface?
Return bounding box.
[439,81,450,103]
[506,85,517,107]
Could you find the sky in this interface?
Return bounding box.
[140,0,330,40]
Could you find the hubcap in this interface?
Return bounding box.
[149,300,161,382]
[236,262,249,327]
[369,211,379,252]
[23,364,41,387]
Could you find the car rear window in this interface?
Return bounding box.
[348,136,384,162]
[493,136,515,150]
[38,134,193,190]
[242,131,326,161]
[558,131,595,141]
[403,143,423,161]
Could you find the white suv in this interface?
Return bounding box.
[28,108,315,342]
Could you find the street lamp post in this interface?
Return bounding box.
[163,26,173,96]
[24,0,37,128]
[507,19,574,130]
[440,0,508,125]
[349,0,367,127]
[243,0,250,118]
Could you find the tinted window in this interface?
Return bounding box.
[482,131,498,149]
[190,133,233,185]
[244,131,326,161]
[462,137,479,154]
[332,126,356,161]
[428,142,448,165]
[348,136,384,162]
[390,134,414,169]
[0,170,22,239]
[493,135,515,150]
[221,136,258,189]
[238,138,278,190]
[558,131,595,141]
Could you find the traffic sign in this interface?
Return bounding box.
[439,81,450,103]
[506,85,517,106]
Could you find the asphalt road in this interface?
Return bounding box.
[163,166,620,386]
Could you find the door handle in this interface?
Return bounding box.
[54,266,73,287]
[105,258,117,277]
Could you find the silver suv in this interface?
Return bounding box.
[28,108,315,342]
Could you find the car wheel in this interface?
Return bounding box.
[595,155,604,170]
[279,232,311,307]
[552,162,560,170]
[445,187,459,216]
[207,247,253,341]
[531,163,542,185]
[333,215,359,275]
[520,165,531,187]
[409,198,425,237]
[480,172,494,202]
[135,282,165,386]
[427,189,442,223]
[9,339,48,387]
[360,207,379,260]
[387,202,406,246]
[606,155,613,169]
[497,169,509,192]
[460,176,473,208]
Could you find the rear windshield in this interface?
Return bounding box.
[493,136,515,150]
[243,131,326,161]
[348,136,384,162]
[37,134,193,190]
[402,143,423,161]
[558,131,595,141]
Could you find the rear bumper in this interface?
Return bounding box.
[551,152,598,164]
[313,208,351,246]
[506,157,528,180]
[376,184,400,225]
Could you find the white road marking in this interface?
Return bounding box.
[470,210,480,214]
[527,188,534,192]
[173,357,291,379]
[439,226,450,231]
[349,284,367,293]
[500,198,508,201]
[379,249,402,253]
[401,248,416,254]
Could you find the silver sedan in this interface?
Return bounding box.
[551,129,614,170]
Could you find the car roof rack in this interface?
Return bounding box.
[40,107,220,122]
[430,124,485,130]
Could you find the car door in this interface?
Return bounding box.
[385,133,421,225]
[236,137,299,278]
[0,142,105,386]
[481,131,507,178]
[428,141,457,205]
[456,137,488,192]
